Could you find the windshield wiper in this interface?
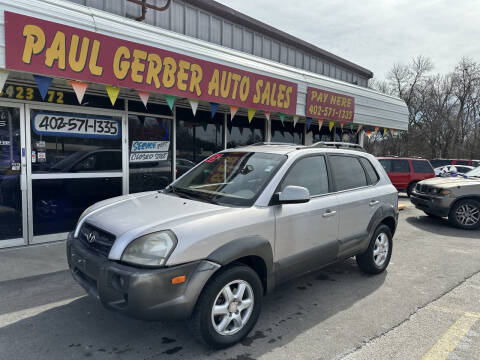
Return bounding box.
[167,186,218,205]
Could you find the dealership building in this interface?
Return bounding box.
[0,0,408,248]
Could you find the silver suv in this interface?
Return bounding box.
[67,142,398,348]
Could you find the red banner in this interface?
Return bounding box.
[4,12,298,115]
[305,87,355,122]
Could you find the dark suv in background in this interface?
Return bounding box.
[377,157,435,196]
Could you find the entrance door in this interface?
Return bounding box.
[26,105,126,243]
[0,102,27,247]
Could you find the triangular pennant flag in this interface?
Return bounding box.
[247,108,255,123]
[350,123,354,131]
[239,126,244,136]
[105,85,120,106]
[329,121,335,132]
[202,121,208,131]
[306,117,312,130]
[230,106,239,120]
[209,102,220,118]
[383,128,388,136]
[264,111,270,122]
[366,130,373,139]
[137,90,150,108]
[0,70,9,92]
[356,124,363,134]
[279,113,285,126]
[318,119,323,129]
[340,122,344,130]
[188,99,199,116]
[293,115,299,127]
[34,75,53,101]
[374,126,379,134]
[69,80,88,104]
[164,94,176,111]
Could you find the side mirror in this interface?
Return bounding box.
[276,185,310,204]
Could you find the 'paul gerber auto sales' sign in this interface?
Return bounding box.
[4,12,298,115]
[305,87,355,123]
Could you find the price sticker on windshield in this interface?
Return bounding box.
[32,112,121,139]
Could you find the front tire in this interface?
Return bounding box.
[407,182,417,197]
[356,225,393,274]
[448,199,480,230]
[191,265,263,349]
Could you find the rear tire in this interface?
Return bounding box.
[448,199,480,230]
[356,225,393,274]
[191,265,263,349]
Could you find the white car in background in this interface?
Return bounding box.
[434,165,474,177]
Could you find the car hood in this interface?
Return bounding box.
[76,191,231,239]
[419,176,480,188]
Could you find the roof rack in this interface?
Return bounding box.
[309,142,365,151]
[250,142,300,146]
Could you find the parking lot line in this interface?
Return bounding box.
[422,313,479,360]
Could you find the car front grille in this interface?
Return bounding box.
[416,183,431,194]
[78,222,116,257]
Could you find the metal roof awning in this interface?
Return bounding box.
[0,0,409,130]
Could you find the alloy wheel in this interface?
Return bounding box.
[373,232,389,267]
[455,204,480,226]
[211,280,254,336]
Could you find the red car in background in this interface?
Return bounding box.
[430,159,480,168]
[377,157,435,196]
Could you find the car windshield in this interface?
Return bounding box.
[168,152,286,206]
[465,167,480,177]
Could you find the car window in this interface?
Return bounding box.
[330,155,368,191]
[280,156,329,196]
[412,160,433,173]
[456,166,470,173]
[378,159,391,172]
[391,159,410,173]
[359,157,380,184]
[455,160,469,165]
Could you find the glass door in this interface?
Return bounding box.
[0,102,27,248]
[26,104,126,244]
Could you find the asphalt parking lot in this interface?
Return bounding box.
[0,196,479,360]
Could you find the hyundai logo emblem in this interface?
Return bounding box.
[86,232,96,244]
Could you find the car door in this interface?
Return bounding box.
[328,154,380,258]
[274,155,339,283]
[390,159,411,190]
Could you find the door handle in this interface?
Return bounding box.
[369,200,380,206]
[322,210,337,217]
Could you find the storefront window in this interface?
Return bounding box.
[311,126,357,143]
[30,110,122,173]
[271,120,304,144]
[176,107,224,166]
[227,115,265,147]
[0,106,22,240]
[129,115,173,193]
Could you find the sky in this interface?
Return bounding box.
[215,0,480,79]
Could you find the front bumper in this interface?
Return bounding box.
[410,191,452,217]
[67,232,220,321]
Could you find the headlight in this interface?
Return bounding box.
[121,230,177,267]
[430,188,440,195]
